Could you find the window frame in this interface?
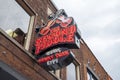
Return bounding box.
[87,66,99,80]
[73,58,81,80]
[0,0,37,50]
[66,58,80,80]
[49,57,81,80]
[15,0,37,51]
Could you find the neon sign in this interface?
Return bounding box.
[35,25,77,55]
[33,9,81,71]
[38,50,70,63]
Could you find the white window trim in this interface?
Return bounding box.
[24,16,35,50]
[73,58,81,80]
[55,70,61,79]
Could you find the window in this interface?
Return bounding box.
[87,69,98,80]
[0,0,35,50]
[49,60,80,80]
[67,63,76,80]
[0,0,30,33]
[0,61,28,80]
[67,60,80,80]
[0,68,17,80]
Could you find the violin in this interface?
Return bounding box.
[39,16,73,35]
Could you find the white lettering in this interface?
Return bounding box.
[46,48,61,56]
[47,59,58,65]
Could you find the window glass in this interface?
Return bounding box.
[87,72,91,80]
[67,63,76,80]
[87,69,97,80]
[0,61,28,80]
[0,0,30,45]
[0,0,30,32]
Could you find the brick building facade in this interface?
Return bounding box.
[0,0,112,80]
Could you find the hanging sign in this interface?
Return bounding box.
[33,9,81,71]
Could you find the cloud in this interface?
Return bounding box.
[53,0,120,79]
[93,40,120,80]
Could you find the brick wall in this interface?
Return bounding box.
[77,39,112,80]
[59,39,112,80]
[0,30,59,80]
[0,0,59,79]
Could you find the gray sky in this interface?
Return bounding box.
[0,0,119,79]
[52,0,120,80]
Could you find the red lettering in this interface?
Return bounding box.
[46,35,52,47]
[38,55,54,63]
[55,51,69,58]
[35,25,77,55]
[62,28,68,35]
[67,33,74,42]
[69,25,76,33]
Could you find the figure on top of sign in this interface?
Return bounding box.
[39,13,73,36]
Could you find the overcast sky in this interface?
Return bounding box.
[52,0,120,80]
[0,0,119,79]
